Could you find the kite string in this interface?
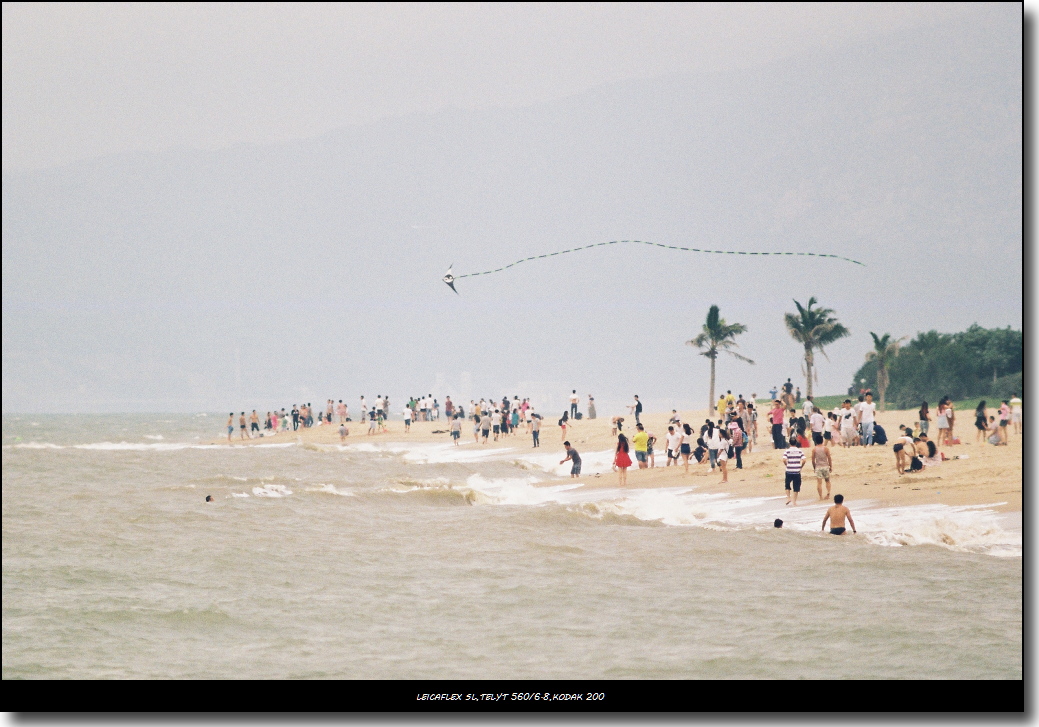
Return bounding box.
[454,240,864,278]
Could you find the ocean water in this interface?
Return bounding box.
[2,414,1021,679]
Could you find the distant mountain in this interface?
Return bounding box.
[2,7,1020,412]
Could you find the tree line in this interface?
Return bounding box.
[851,324,1022,409]
[687,302,1020,413]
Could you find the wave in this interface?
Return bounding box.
[305,484,355,497]
[252,484,293,498]
[143,434,164,440]
[5,442,65,449]
[345,441,511,464]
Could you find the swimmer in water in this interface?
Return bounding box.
[205,495,214,503]
[821,494,856,535]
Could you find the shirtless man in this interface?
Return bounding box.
[227,413,234,442]
[238,412,247,440]
[821,494,856,535]
[811,435,832,500]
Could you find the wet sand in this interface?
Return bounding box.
[216,407,1022,513]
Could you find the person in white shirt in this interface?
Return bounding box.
[491,409,503,441]
[360,396,367,422]
[402,407,412,433]
[838,401,857,447]
[858,393,877,445]
[802,396,815,419]
[569,390,579,419]
[809,406,826,436]
[706,424,722,472]
[1010,394,1022,435]
[665,426,682,467]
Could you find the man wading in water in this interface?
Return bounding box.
[821,495,856,535]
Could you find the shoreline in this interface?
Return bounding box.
[212,406,1022,514]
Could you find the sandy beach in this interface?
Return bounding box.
[216,407,1022,514]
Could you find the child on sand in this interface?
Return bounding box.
[450,415,461,445]
[821,495,856,535]
[339,422,349,441]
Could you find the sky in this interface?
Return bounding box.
[3,2,985,172]
[1,3,1025,415]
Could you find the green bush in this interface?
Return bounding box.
[850,324,1021,409]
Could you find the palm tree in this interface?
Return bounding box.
[687,305,754,413]
[865,332,904,411]
[784,297,850,399]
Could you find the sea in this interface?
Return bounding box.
[2,414,1021,680]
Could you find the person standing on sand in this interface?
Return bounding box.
[1010,394,1022,435]
[770,401,786,449]
[680,423,694,474]
[822,495,856,535]
[339,422,349,441]
[559,411,571,441]
[227,413,234,442]
[716,395,727,422]
[783,438,805,505]
[250,410,260,436]
[811,435,832,500]
[839,400,857,447]
[588,396,596,420]
[946,398,956,444]
[859,393,877,446]
[918,402,931,436]
[238,412,247,440]
[802,395,815,419]
[359,397,366,423]
[450,415,461,445]
[936,398,950,446]
[402,406,411,433]
[570,390,579,419]
[532,414,541,447]
[491,409,502,441]
[480,412,491,443]
[632,424,650,469]
[665,426,680,466]
[998,400,1011,443]
[560,441,582,478]
[630,395,643,425]
[716,428,730,483]
[614,434,632,485]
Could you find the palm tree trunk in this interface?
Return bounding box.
[708,354,716,415]
[878,366,887,411]
[804,346,814,399]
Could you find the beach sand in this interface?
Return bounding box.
[216,407,1022,513]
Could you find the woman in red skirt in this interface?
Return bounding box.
[614,433,633,486]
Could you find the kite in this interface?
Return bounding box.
[442,239,864,293]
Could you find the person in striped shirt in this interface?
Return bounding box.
[783,438,806,505]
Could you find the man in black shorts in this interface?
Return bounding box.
[822,494,856,535]
[782,437,805,505]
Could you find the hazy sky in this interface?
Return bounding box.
[3,2,985,172]
[1,3,1024,414]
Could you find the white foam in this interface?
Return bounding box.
[252,484,293,498]
[74,441,200,451]
[464,474,587,506]
[515,449,616,476]
[9,442,65,449]
[143,434,164,440]
[231,492,249,498]
[306,484,355,497]
[346,441,509,464]
[460,472,1021,557]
